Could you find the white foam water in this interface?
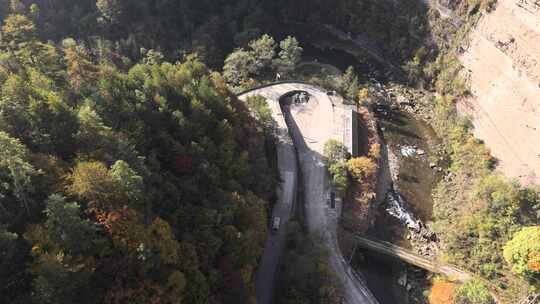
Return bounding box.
[386,190,420,231]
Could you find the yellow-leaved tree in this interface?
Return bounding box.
[503,226,540,280]
[347,157,377,182]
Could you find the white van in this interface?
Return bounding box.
[272,217,281,234]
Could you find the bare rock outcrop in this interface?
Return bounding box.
[458,0,540,185]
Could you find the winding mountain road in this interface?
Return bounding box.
[239,86,298,304]
[239,83,379,304]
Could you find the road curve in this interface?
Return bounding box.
[239,83,379,304]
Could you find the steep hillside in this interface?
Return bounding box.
[458,0,540,185]
[0,14,277,304]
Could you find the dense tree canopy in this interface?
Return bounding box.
[0,131,38,221]
[0,12,277,303]
[0,0,428,70]
[223,34,304,90]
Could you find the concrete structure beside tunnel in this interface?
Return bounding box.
[277,88,359,158]
[333,101,359,158]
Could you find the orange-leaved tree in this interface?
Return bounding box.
[428,281,455,304]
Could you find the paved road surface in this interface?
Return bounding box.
[285,85,379,304]
[239,89,298,304]
[240,83,379,304]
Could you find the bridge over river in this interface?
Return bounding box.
[352,235,471,282]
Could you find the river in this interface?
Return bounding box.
[357,108,443,304]
[373,109,442,242]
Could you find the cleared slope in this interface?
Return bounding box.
[458,0,540,185]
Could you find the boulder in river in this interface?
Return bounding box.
[398,271,407,286]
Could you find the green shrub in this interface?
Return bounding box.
[455,280,494,304]
[503,227,540,280]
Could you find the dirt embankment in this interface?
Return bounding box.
[458,0,540,185]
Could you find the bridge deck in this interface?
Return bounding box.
[354,235,471,282]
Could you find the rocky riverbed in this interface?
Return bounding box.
[374,104,444,252]
[385,147,439,259]
[363,88,448,303]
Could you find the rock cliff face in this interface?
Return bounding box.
[458,0,540,185]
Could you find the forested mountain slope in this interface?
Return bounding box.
[0,12,277,304]
[0,0,430,69]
